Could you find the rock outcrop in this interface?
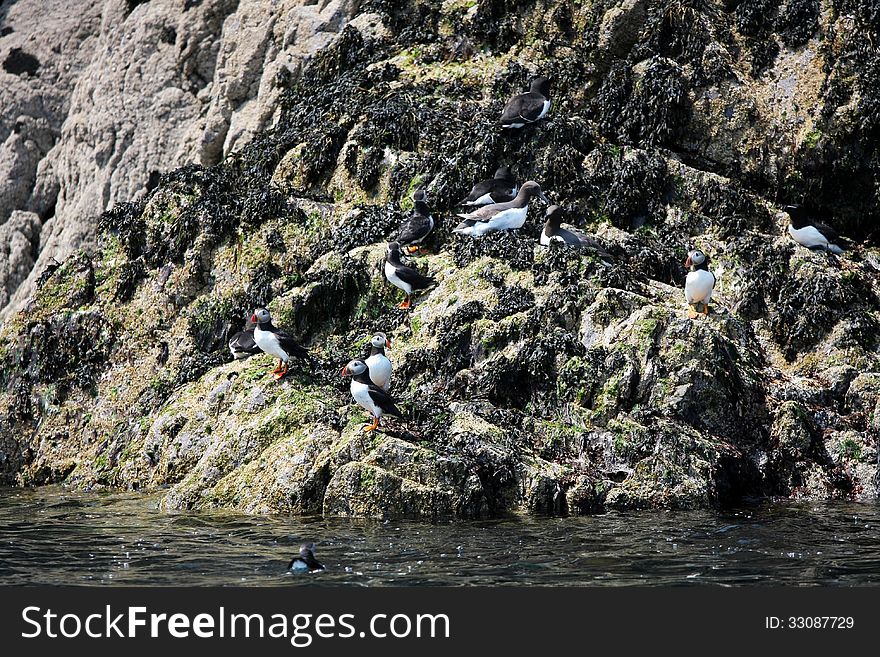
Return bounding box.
[0,0,878,519]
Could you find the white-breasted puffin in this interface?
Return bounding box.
[500,77,551,129]
[540,205,612,260]
[460,166,518,206]
[341,359,403,433]
[684,249,716,319]
[397,188,434,255]
[784,204,846,254]
[364,332,392,391]
[228,327,261,360]
[454,181,549,237]
[384,242,435,309]
[251,307,313,379]
[288,543,325,573]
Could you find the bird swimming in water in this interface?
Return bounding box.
[540,205,613,261]
[397,188,434,255]
[783,204,847,254]
[364,332,392,391]
[460,166,518,206]
[251,308,313,380]
[384,242,435,309]
[454,181,549,237]
[288,543,325,573]
[684,249,716,319]
[341,359,404,433]
[500,76,551,129]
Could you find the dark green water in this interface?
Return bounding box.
[1,487,878,586]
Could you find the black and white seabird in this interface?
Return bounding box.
[460,166,518,206]
[251,308,313,379]
[540,205,613,260]
[397,188,434,254]
[341,359,404,433]
[384,242,435,309]
[228,326,261,360]
[454,181,549,237]
[500,77,551,129]
[784,205,847,254]
[684,249,716,319]
[364,332,392,391]
[288,543,325,573]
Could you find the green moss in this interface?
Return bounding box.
[804,128,822,149]
[837,437,862,461]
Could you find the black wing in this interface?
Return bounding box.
[397,213,432,245]
[461,179,494,203]
[500,92,546,124]
[812,220,841,245]
[276,331,313,362]
[396,263,435,291]
[229,330,261,355]
[367,386,403,418]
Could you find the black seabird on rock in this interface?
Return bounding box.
[288,543,325,573]
[364,332,392,391]
[341,359,403,433]
[500,76,551,129]
[460,166,518,206]
[784,204,847,254]
[454,181,548,237]
[228,317,261,360]
[684,249,716,319]
[251,308,313,380]
[540,205,613,260]
[397,188,434,255]
[384,242,435,309]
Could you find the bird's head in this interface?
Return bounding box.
[545,205,564,227]
[370,333,391,349]
[530,76,550,96]
[340,360,368,377]
[494,165,514,181]
[520,180,549,204]
[685,249,707,269]
[251,308,271,324]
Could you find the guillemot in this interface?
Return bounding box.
[228,322,261,360]
[341,359,403,433]
[540,205,613,261]
[364,332,392,391]
[384,242,435,309]
[251,308,313,379]
[460,166,518,206]
[783,204,847,254]
[500,77,551,129]
[454,181,549,237]
[397,188,434,255]
[288,543,325,573]
[684,249,716,319]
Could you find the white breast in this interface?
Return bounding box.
[685,270,715,305]
[486,206,528,231]
[467,192,495,206]
[384,261,411,294]
[537,99,551,120]
[253,326,289,361]
[350,380,380,417]
[788,224,829,249]
[365,353,392,390]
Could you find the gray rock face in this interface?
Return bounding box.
[0,0,362,320]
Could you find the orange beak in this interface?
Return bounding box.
[250,313,257,323]
[386,338,392,348]
[340,365,349,377]
[684,257,692,268]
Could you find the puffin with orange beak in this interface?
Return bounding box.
[684,249,715,319]
[364,332,392,391]
[384,242,435,309]
[251,308,313,379]
[341,360,403,433]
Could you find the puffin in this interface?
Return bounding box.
[540,205,613,260]
[684,249,716,319]
[454,181,549,237]
[341,359,404,432]
[288,543,325,573]
[460,166,518,206]
[397,188,434,255]
[783,204,846,254]
[384,242,435,309]
[251,307,313,379]
[500,76,551,129]
[228,327,261,360]
[364,332,392,391]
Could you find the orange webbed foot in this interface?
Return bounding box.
[361,416,380,433]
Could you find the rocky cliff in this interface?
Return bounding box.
[0,0,878,519]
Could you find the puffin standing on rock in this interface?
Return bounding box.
[364,332,392,391]
[684,249,716,319]
[251,308,313,379]
[783,204,847,254]
[454,181,549,237]
[460,166,518,206]
[384,242,435,309]
[397,188,434,255]
[341,359,404,433]
[500,76,551,129]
